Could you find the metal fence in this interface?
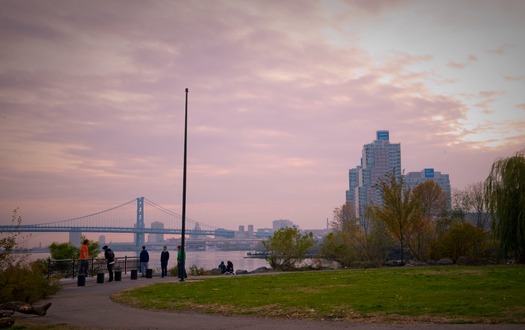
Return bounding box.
[45,256,140,278]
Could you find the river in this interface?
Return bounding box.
[28,250,270,272]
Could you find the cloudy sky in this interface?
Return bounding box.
[1,0,524,246]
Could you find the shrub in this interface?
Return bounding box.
[0,260,60,303]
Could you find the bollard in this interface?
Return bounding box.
[130,269,138,280]
[77,275,85,286]
[97,272,104,283]
[115,270,122,281]
[146,268,153,278]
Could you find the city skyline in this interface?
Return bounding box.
[1,1,524,246]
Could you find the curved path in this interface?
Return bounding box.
[17,274,523,330]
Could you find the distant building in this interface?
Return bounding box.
[272,219,294,231]
[255,228,274,238]
[69,232,81,247]
[404,168,451,210]
[346,130,401,219]
[148,221,164,243]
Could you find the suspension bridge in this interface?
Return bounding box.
[0,197,234,246]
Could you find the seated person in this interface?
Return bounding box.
[226,260,234,273]
[218,261,227,274]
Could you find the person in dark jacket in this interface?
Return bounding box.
[160,245,170,277]
[139,245,149,277]
[226,260,234,274]
[102,245,115,282]
[218,261,227,274]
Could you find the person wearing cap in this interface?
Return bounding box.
[102,245,115,282]
[177,245,187,281]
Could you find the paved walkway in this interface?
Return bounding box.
[16,274,524,330]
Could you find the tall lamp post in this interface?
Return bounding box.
[180,88,188,281]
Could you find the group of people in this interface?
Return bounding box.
[79,240,188,282]
[218,260,234,274]
[139,245,187,281]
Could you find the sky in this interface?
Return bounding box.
[1,0,524,246]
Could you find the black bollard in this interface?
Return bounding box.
[130,269,137,280]
[115,270,122,281]
[146,268,153,278]
[77,275,85,286]
[97,272,104,283]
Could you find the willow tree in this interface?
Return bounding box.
[484,150,525,263]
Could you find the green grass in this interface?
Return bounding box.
[112,265,525,324]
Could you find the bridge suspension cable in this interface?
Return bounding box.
[37,199,137,226]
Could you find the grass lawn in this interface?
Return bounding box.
[112,265,525,324]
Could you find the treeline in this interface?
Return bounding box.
[265,150,525,270]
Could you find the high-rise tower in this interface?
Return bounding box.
[346,130,401,219]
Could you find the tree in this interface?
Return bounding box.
[0,208,31,271]
[320,202,362,266]
[484,150,525,263]
[430,220,495,263]
[321,202,392,266]
[452,183,490,228]
[263,227,314,271]
[408,181,447,261]
[368,171,418,264]
[48,236,100,260]
[0,209,60,304]
[48,242,78,260]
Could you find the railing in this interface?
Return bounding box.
[44,257,140,278]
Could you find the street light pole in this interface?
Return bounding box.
[180,88,188,282]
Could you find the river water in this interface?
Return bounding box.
[28,250,270,272]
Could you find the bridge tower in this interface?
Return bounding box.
[134,197,145,247]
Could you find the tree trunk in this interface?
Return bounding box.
[0,301,52,316]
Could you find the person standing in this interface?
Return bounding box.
[177,245,187,282]
[79,239,89,276]
[102,245,115,282]
[139,245,149,277]
[160,245,170,278]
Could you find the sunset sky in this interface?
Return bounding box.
[1,0,524,246]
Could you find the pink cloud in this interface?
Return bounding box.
[0,1,523,245]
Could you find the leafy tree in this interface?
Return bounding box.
[407,181,447,261]
[48,242,78,260]
[48,236,100,260]
[484,150,525,263]
[320,203,361,266]
[368,171,418,264]
[321,202,392,266]
[263,227,314,271]
[430,220,495,263]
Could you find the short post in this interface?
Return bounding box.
[115,270,122,281]
[146,268,153,278]
[97,272,104,283]
[130,269,138,280]
[77,274,86,286]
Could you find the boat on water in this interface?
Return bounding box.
[245,251,267,258]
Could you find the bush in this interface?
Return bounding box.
[189,265,206,276]
[0,260,60,303]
